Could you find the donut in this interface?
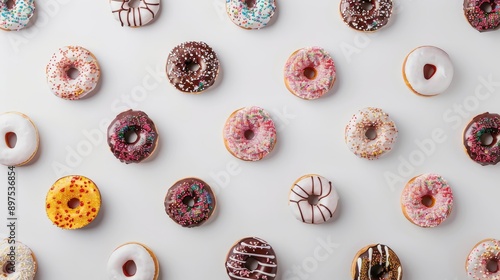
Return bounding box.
[223,106,277,161]
[225,237,278,280]
[46,46,101,100]
[283,47,336,100]
[166,41,220,93]
[345,107,398,160]
[107,110,159,164]
[0,112,39,167]
[164,178,217,228]
[352,244,402,280]
[400,173,453,228]
[464,0,500,32]
[466,239,500,279]
[110,0,160,27]
[45,175,101,229]
[402,46,454,97]
[0,239,37,279]
[288,174,339,224]
[463,112,500,165]
[107,242,159,280]
[225,0,276,29]
[340,0,393,32]
[0,0,35,31]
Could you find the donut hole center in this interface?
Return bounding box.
[423,64,437,80]
[6,0,15,10]
[421,195,435,208]
[361,0,374,11]
[480,133,494,146]
[127,0,141,8]
[244,257,259,271]
[365,127,377,140]
[244,130,255,140]
[5,132,17,149]
[182,196,195,207]
[303,67,317,80]
[370,264,389,279]
[244,0,256,8]
[2,261,15,274]
[122,260,137,277]
[66,67,80,80]
[185,60,200,72]
[307,195,320,206]
[487,259,499,273]
[480,2,495,13]
[124,130,139,144]
[67,198,80,209]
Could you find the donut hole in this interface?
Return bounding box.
[182,196,195,207]
[185,60,201,72]
[303,67,317,80]
[365,127,377,140]
[244,0,257,8]
[2,261,15,274]
[124,130,139,144]
[122,260,137,277]
[480,133,494,146]
[361,0,374,11]
[66,67,80,80]
[307,195,320,206]
[244,257,259,271]
[423,64,437,80]
[480,2,495,13]
[370,264,389,279]
[487,259,499,273]
[6,0,15,10]
[5,132,17,149]
[127,0,141,8]
[244,130,255,140]
[421,195,435,208]
[67,198,81,209]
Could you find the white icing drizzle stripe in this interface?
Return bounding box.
[232,248,275,259]
[241,242,270,249]
[357,257,362,280]
[229,256,244,263]
[258,261,277,267]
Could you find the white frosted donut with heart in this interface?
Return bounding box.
[110,0,160,27]
[107,242,159,280]
[289,174,339,224]
[0,112,39,166]
[403,46,454,96]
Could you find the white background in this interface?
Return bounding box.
[1,0,500,279]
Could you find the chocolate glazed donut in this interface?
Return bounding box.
[225,237,278,280]
[463,112,500,165]
[166,41,220,93]
[351,244,402,280]
[340,0,393,32]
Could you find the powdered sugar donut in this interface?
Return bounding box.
[223,106,277,161]
[107,242,159,280]
[0,239,37,279]
[284,47,336,100]
[46,46,101,100]
[340,0,393,32]
[225,237,278,280]
[110,0,160,27]
[345,107,398,160]
[0,0,35,31]
[463,112,500,165]
[288,174,339,224]
[225,0,276,29]
[466,239,500,279]
[0,112,39,166]
[464,0,500,32]
[403,46,454,96]
[401,174,453,228]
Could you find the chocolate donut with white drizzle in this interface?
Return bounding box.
[225,237,278,280]
[351,243,402,280]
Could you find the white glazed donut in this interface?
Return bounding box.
[0,0,35,31]
[345,107,398,160]
[0,239,37,279]
[466,239,500,279]
[288,174,339,224]
[110,0,160,27]
[225,0,276,29]
[0,112,39,166]
[402,46,454,96]
[107,242,159,280]
[46,46,101,100]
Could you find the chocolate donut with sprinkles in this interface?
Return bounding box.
[166,41,220,93]
[225,237,278,280]
[464,0,500,32]
[340,0,393,32]
[463,112,500,165]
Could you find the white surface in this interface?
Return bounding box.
[0,0,500,279]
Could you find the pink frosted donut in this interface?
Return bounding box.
[463,112,500,166]
[223,106,277,161]
[401,174,453,228]
[284,47,336,100]
[466,239,500,279]
[464,0,500,32]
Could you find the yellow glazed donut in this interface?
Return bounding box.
[45,175,101,229]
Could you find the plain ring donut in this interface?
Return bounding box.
[225,237,278,280]
[0,0,35,31]
[107,242,159,280]
[0,239,37,279]
[402,46,454,96]
[110,0,160,27]
[0,112,39,167]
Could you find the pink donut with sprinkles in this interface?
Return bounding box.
[463,112,500,165]
[107,110,159,164]
[46,46,101,100]
[401,174,453,228]
[284,47,336,100]
[223,106,277,161]
[464,0,500,32]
